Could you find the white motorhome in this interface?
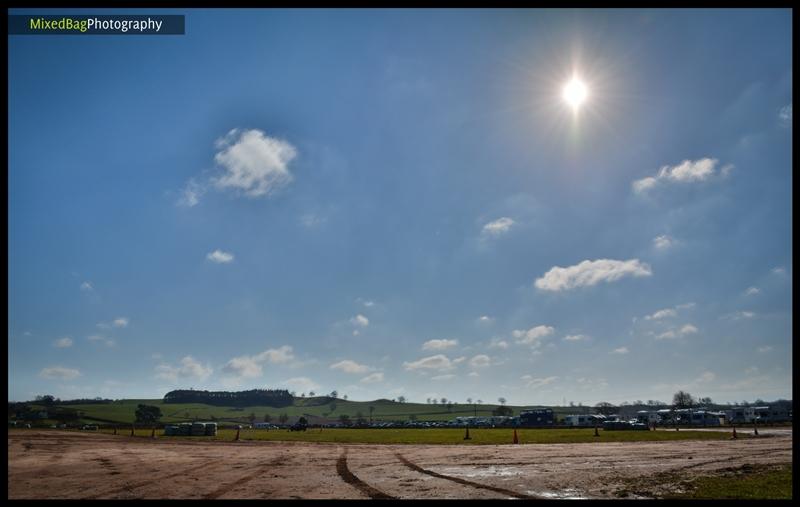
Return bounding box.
[563,414,605,427]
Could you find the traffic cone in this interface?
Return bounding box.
[594,424,600,437]
[513,429,519,444]
[732,426,738,439]
[235,427,241,441]
[463,426,471,440]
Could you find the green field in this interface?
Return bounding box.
[49,398,583,425]
[87,427,749,445]
[673,464,792,499]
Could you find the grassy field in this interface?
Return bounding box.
[87,427,751,445]
[673,464,792,499]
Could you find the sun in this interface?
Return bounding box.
[562,77,588,110]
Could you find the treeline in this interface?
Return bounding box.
[163,389,295,407]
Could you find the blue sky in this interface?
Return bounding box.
[8,9,792,405]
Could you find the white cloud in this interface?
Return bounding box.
[676,302,696,310]
[431,374,456,381]
[680,324,698,335]
[535,259,652,291]
[488,337,509,349]
[563,334,589,342]
[656,330,676,340]
[724,311,756,321]
[656,324,697,340]
[757,346,773,353]
[360,372,384,384]
[280,377,319,393]
[207,249,234,264]
[222,356,262,378]
[653,235,675,250]
[644,308,677,320]
[212,128,296,198]
[695,371,715,383]
[177,178,206,207]
[452,356,467,364]
[512,325,554,346]
[744,286,761,296]
[350,314,369,327]
[87,334,114,347]
[481,217,515,236]
[299,213,327,228]
[469,354,491,368]
[611,347,629,354]
[80,281,93,291]
[54,337,73,348]
[155,356,213,382]
[40,366,81,380]
[772,266,787,276]
[330,359,372,374]
[477,315,494,324]
[254,345,295,364]
[112,317,129,328]
[468,371,479,377]
[422,339,458,351]
[403,354,454,372]
[779,103,792,123]
[520,375,558,389]
[632,157,725,194]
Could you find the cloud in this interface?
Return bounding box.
[535,259,652,291]
[403,354,454,372]
[212,128,296,198]
[422,339,458,351]
[512,325,554,346]
[645,308,677,320]
[54,337,73,348]
[655,324,698,340]
[695,371,715,383]
[467,371,479,378]
[469,354,491,368]
[632,158,726,194]
[254,345,295,364]
[299,213,327,228]
[207,249,234,264]
[563,334,589,342]
[112,317,129,328]
[177,178,207,207]
[40,366,81,380]
[222,356,262,378]
[520,375,558,389]
[431,374,456,381]
[80,281,93,291]
[280,377,319,393]
[330,360,372,374]
[772,266,787,276]
[679,324,698,335]
[723,311,756,321]
[488,337,509,349]
[481,217,515,237]
[611,347,629,354]
[779,103,792,123]
[360,372,384,384]
[757,346,773,353]
[155,356,213,382]
[477,315,494,324]
[350,314,369,327]
[653,235,675,250]
[744,286,761,296]
[87,334,114,347]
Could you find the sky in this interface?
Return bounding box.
[8,8,793,406]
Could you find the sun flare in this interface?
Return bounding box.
[562,77,588,110]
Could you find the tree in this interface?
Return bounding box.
[466,397,472,404]
[492,405,513,417]
[397,396,406,403]
[339,414,351,426]
[672,391,695,410]
[476,399,483,405]
[595,402,617,416]
[440,397,447,405]
[446,402,454,413]
[343,394,348,401]
[249,412,257,424]
[135,404,162,425]
[308,391,315,397]
[297,416,308,427]
[697,397,713,406]
[498,397,507,406]
[263,413,272,423]
[300,392,305,398]
[278,413,289,424]
[35,395,56,405]
[355,411,366,426]
[426,398,431,404]
[330,390,338,398]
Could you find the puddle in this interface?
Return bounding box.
[527,488,589,499]
[440,466,522,478]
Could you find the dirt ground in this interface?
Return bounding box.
[7,429,792,499]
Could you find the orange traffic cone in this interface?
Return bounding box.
[463,426,471,440]
[732,426,738,439]
[513,429,519,444]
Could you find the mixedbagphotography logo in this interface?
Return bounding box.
[8,14,185,35]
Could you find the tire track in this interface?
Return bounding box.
[202,455,287,499]
[394,452,539,499]
[670,447,790,472]
[336,449,396,499]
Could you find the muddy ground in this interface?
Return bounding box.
[7,429,792,499]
